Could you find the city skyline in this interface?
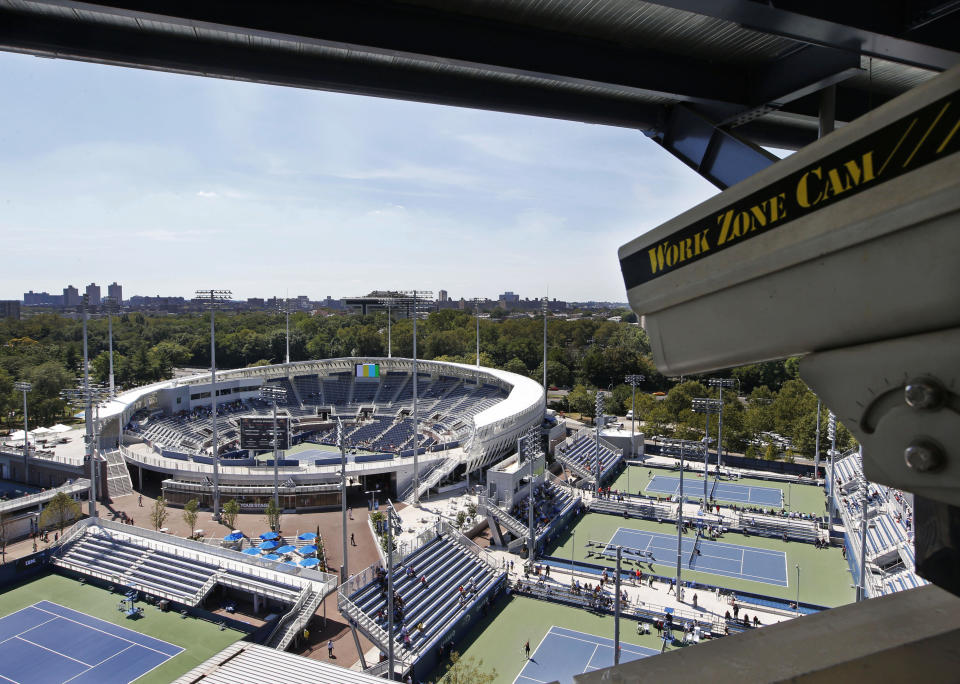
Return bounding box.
[0,50,720,302]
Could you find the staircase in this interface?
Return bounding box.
[403,454,460,503]
[102,449,134,499]
[480,496,531,540]
[267,587,323,650]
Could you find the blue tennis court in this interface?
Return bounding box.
[600,527,788,587]
[0,601,182,684]
[515,626,658,684]
[646,475,783,507]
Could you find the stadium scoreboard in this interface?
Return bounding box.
[239,416,290,450]
[356,362,380,379]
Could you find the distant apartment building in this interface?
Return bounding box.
[0,301,21,320]
[498,291,520,305]
[107,282,123,304]
[23,291,62,306]
[85,283,101,307]
[438,289,449,302]
[63,285,81,307]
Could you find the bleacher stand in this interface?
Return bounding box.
[831,449,926,597]
[555,429,624,486]
[341,528,504,664]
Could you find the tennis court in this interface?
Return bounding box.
[0,601,182,684]
[599,527,788,587]
[514,625,658,684]
[645,475,783,507]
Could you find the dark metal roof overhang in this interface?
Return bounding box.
[0,0,957,185]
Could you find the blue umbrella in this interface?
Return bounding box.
[257,540,280,551]
[297,545,318,556]
[276,545,297,555]
[224,532,244,541]
[263,553,281,561]
[241,548,260,556]
[283,560,300,567]
[299,557,320,568]
[259,531,279,541]
[297,532,317,541]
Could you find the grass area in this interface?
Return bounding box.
[545,513,855,607]
[608,464,827,515]
[431,594,671,684]
[0,573,245,683]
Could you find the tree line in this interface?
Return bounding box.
[0,309,852,458]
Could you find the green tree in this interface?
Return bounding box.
[265,498,282,532]
[442,651,498,684]
[150,496,169,531]
[39,492,83,533]
[182,498,199,536]
[566,384,594,418]
[221,499,240,530]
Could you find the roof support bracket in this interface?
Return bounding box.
[648,105,778,190]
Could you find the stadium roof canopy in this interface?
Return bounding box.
[1,0,958,187]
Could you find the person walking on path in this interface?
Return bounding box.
[350,533,356,546]
[138,494,143,507]
[327,639,334,658]
[524,640,531,659]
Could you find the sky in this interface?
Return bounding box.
[0,50,720,303]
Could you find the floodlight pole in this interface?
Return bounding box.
[82,296,96,518]
[526,430,536,563]
[542,296,548,393]
[614,545,622,665]
[707,379,736,483]
[196,289,231,520]
[339,418,349,583]
[14,382,31,483]
[387,300,392,358]
[594,392,604,497]
[387,512,395,680]
[692,399,721,506]
[259,385,286,511]
[857,446,868,601]
[106,299,116,397]
[828,412,837,536]
[475,298,480,368]
[814,400,822,483]
[412,291,420,505]
[676,441,684,596]
[796,564,801,615]
[625,375,644,461]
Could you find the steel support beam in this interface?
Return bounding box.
[639,0,960,72]
[649,105,777,189]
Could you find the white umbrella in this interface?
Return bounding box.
[30,427,51,435]
[9,430,28,441]
[50,424,72,433]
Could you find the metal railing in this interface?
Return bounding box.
[0,479,90,515]
[478,495,529,539]
[440,521,501,573]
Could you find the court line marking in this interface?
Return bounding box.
[512,628,553,684]
[13,636,92,667]
[583,645,600,673]
[0,673,19,684]
[34,602,181,657]
[604,529,788,585]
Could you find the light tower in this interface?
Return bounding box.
[61,382,110,518]
[827,411,837,535]
[541,296,549,393]
[195,289,232,519]
[519,426,540,563]
[706,378,737,479]
[278,298,291,364]
[103,296,121,397]
[624,375,644,459]
[13,381,31,482]
[378,296,397,358]
[337,418,349,583]
[259,384,287,509]
[657,437,704,599]
[473,297,482,385]
[395,290,432,503]
[594,391,604,496]
[692,397,721,505]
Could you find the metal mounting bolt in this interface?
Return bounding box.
[904,441,945,473]
[904,378,944,410]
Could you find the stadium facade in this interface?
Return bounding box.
[97,357,544,510]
